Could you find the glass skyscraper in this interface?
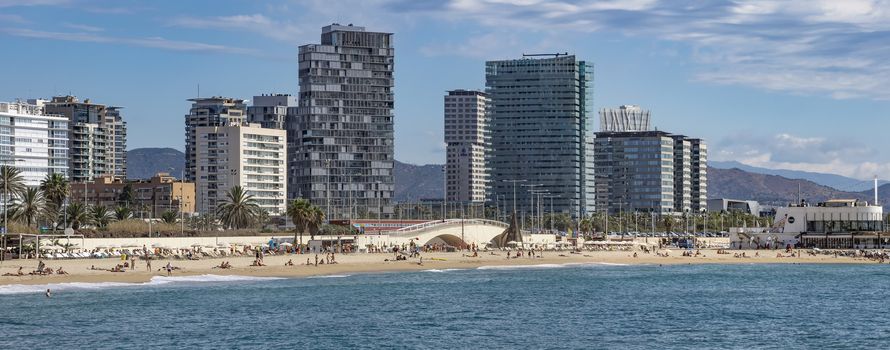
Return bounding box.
[485,55,592,220]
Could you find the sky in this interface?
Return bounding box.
[1,0,890,181]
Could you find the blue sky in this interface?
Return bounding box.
[1,0,890,180]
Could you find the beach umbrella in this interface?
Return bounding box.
[280,242,293,247]
[191,243,203,248]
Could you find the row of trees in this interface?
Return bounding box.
[210,186,326,245]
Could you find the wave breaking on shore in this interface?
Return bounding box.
[0,274,284,295]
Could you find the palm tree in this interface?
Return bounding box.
[215,186,259,229]
[308,206,325,241]
[286,198,313,246]
[90,205,113,229]
[66,202,89,230]
[255,209,270,229]
[39,173,68,209]
[114,206,133,221]
[0,166,25,229]
[161,210,177,224]
[11,187,44,228]
[579,217,593,239]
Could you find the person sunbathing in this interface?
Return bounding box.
[3,267,25,276]
[56,267,68,275]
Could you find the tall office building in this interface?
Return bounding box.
[0,100,69,186]
[444,90,490,204]
[195,123,287,215]
[593,129,706,215]
[290,24,395,219]
[44,96,126,182]
[247,94,295,129]
[600,105,651,132]
[184,97,246,182]
[486,54,592,219]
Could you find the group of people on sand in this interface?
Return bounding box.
[681,250,705,257]
[214,261,233,269]
[2,260,68,277]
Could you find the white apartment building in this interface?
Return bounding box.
[444,90,490,203]
[196,123,287,216]
[0,100,69,186]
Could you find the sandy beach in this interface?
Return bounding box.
[0,248,879,287]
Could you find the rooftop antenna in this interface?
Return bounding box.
[875,176,879,206]
[797,182,801,206]
[197,83,200,98]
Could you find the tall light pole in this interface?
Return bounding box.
[522,184,542,231]
[442,164,447,221]
[545,195,559,233]
[501,179,526,219]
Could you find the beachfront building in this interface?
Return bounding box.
[599,105,651,132]
[593,105,706,216]
[707,198,762,216]
[0,100,70,186]
[184,97,246,182]
[70,173,196,217]
[196,123,287,215]
[594,131,674,215]
[486,54,593,219]
[730,199,886,249]
[247,94,295,130]
[289,24,395,219]
[444,89,490,204]
[44,96,126,182]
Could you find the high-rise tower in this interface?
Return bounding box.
[486,54,592,219]
[290,24,395,219]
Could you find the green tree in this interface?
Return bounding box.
[287,198,313,245]
[308,205,325,241]
[662,215,674,234]
[66,202,89,230]
[118,183,135,207]
[114,206,133,221]
[39,173,68,209]
[161,210,178,224]
[215,186,259,229]
[90,205,114,229]
[11,187,44,228]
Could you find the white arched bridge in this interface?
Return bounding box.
[384,219,510,247]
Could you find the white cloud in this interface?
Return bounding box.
[167,14,305,42]
[63,23,103,32]
[387,0,890,100]
[714,132,888,179]
[0,28,257,55]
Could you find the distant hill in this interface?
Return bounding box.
[393,160,443,202]
[126,148,184,180]
[710,160,888,192]
[707,167,873,205]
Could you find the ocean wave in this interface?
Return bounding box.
[477,262,631,271]
[423,268,467,273]
[307,274,351,279]
[0,274,284,295]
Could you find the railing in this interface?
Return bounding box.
[386,219,509,235]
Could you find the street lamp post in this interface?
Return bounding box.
[501,179,526,220]
[522,184,543,232]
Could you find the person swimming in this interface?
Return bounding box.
[45,289,51,298]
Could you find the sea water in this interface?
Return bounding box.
[1,263,889,349]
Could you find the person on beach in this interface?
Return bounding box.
[285,259,294,266]
[165,262,173,276]
[130,257,136,270]
[314,254,319,266]
[146,259,152,271]
[45,289,51,298]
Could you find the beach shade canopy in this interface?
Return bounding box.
[151,243,163,248]
[506,241,519,245]
[191,244,203,248]
[280,242,293,247]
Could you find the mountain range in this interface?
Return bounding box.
[710,160,888,192]
[125,148,889,210]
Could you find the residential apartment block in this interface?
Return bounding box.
[196,124,287,215]
[44,96,126,182]
[70,173,196,217]
[0,100,69,186]
[444,89,490,204]
[247,94,295,130]
[184,97,246,182]
[289,24,395,219]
